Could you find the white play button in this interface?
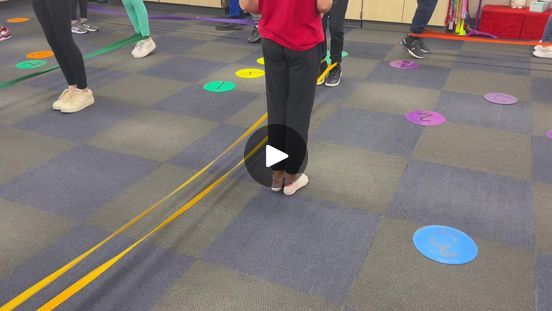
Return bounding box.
[265,145,288,168]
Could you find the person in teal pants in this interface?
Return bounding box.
[123,0,156,58]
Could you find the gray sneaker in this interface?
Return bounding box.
[71,23,87,34]
[80,20,99,32]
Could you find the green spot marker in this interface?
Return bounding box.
[325,51,349,64]
[203,80,236,93]
[15,60,48,70]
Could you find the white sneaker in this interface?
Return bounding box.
[283,174,309,196]
[534,49,552,59]
[535,41,552,53]
[52,88,75,110]
[132,37,156,58]
[271,176,284,192]
[60,89,95,113]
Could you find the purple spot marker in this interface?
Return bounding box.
[547,130,552,140]
[405,110,447,126]
[484,93,518,105]
[389,60,420,70]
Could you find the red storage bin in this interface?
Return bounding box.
[478,5,552,40]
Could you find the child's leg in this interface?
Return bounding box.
[263,39,289,172]
[284,44,320,174]
[543,16,552,43]
[329,0,349,63]
[122,0,141,35]
[131,0,151,37]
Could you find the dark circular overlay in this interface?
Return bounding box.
[244,125,308,188]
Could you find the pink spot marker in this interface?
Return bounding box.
[484,93,518,105]
[405,110,447,126]
[547,130,552,140]
[389,60,420,70]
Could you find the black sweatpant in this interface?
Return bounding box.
[262,39,321,174]
[410,0,439,34]
[33,0,87,89]
[322,0,349,63]
[72,0,88,20]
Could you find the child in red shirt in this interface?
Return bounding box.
[240,0,332,196]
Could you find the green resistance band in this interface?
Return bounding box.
[0,34,142,90]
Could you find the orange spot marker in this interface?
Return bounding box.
[26,50,54,59]
[7,17,30,23]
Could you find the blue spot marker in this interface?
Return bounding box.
[413,225,478,265]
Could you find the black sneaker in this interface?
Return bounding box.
[325,63,342,87]
[247,26,260,43]
[400,37,426,59]
[317,61,328,86]
[419,39,431,54]
[215,23,243,31]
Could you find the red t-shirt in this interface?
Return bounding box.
[258,0,324,51]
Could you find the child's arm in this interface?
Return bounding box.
[317,0,333,13]
[240,0,260,14]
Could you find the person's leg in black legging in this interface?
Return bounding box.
[263,39,288,189]
[33,0,77,87]
[33,0,94,113]
[284,44,320,176]
[328,0,349,64]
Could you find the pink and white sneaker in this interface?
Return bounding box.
[0,27,12,42]
[283,174,309,196]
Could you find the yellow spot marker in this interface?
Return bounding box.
[7,17,29,23]
[317,62,337,86]
[26,50,54,59]
[256,57,265,65]
[236,68,265,79]
[37,136,268,311]
[0,114,268,311]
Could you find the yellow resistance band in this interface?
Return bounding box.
[317,62,338,85]
[0,113,267,311]
[38,136,268,311]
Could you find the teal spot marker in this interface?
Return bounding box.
[15,60,48,70]
[203,80,236,93]
[325,51,349,64]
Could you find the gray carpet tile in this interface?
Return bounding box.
[532,77,552,105]
[537,253,552,311]
[344,81,440,115]
[314,107,423,157]
[344,41,394,60]
[0,198,74,279]
[28,65,128,91]
[148,35,205,55]
[14,100,138,143]
[347,217,535,311]
[153,261,340,311]
[302,141,407,214]
[444,68,532,101]
[0,145,160,221]
[0,226,193,311]
[533,135,552,184]
[389,160,533,249]
[155,83,258,122]
[0,127,74,185]
[455,50,532,76]
[434,90,532,134]
[87,110,217,162]
[532,103,552,136]
[169,123,247,171]
[314,79,360,106]
[413,122,532,180]
[366,61,451,89]
[202,192,381,303]
[138,55,227,82]
[534,182,552,253]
